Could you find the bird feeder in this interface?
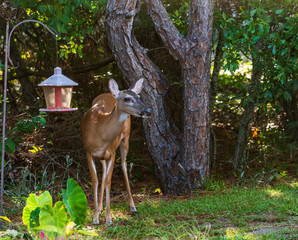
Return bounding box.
[38,67,78,112]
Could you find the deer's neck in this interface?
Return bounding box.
[110,105,129,126]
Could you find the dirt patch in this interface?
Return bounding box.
[250,224,298,235]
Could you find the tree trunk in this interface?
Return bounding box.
[10,44,38,112]
[210,28,224,164]
[283,93,298,142]
[105,0,213,194]
[233,55,262,169]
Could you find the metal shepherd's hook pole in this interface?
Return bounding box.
[0,1,58,228]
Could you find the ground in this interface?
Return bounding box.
[1,175,297,239]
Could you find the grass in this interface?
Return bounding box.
[1,179,297,239]
[88,179,297,239]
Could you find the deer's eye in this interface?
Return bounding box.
[124,97,131,102]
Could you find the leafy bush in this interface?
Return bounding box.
[22,178,97,240]
[0,114,46,156]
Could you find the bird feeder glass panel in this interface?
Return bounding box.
[42,86,73,110]
[38,67,78,112]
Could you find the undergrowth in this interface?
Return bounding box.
[2,178,297,239]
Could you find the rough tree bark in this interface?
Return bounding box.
[105,0,213,194]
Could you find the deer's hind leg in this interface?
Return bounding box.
[120,137,137,213]
[98,160,106,214]
[86,152,100,225]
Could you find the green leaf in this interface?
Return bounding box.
[37,201,70,239]
[62,179,87,225]
[5,138,16,154]
[284,91,292,101]
[39,116,46,126]
[275,9,283,14]
[12,134,23,143]
[281,48,288,56]
[25,191,53,211]
[29,207,41,230]
[77,229,99,236]
[23,192,52,230]
[0,216,11,222]
[250,9,257,17]
[222,12,226,20]
[272,46,276,55]
[265,90,272,98]
[17,122,34,133]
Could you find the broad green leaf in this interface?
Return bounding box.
[23,191,52,229]
[62,179,87,225]
[23,206,40,229]
[39,117,46,126]
[77,229,99,236]
[29,207,41,230]
[25,191,53,211]
[33,225,60,233]
[250,9,257,17]
[5,138,16,154]
[38,201,70,239]
[12,134,23,143]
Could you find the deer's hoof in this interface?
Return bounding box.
[130,206,138,213]
[93,218,99,225]
[106,218,113,226]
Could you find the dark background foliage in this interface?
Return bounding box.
[0,0,297,219]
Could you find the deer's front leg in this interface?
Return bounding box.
[120,139,137,212]
[105,154,115,225]
[86,152,100,225]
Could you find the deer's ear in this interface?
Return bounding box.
[109,78,120,97]
[130,78,144,95]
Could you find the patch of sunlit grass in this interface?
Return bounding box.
[265,189,284,198]
[225,227,257,240]
[289,180,298,188]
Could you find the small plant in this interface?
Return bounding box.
[0,114,46,156]
[0,216,11,223]
[22,178,97,239]
[277,170,288,178]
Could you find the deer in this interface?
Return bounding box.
[81,78,151,225]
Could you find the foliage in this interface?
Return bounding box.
[220,0,297,110]
[0,114,46,157]
[61,178,87,225]
[22,178,96,240]
[167,1,189,35]
[9,0,102,60]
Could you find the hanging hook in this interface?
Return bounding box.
[7,19,59,69]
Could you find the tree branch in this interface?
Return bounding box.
[188,0,213,42]
[7,57,114,81]
[144,0,185,61]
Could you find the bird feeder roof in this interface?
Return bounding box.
[38,67,78,87]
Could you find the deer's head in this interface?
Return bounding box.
[109,78,151,118]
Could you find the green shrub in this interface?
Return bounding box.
[22,178,97,240]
